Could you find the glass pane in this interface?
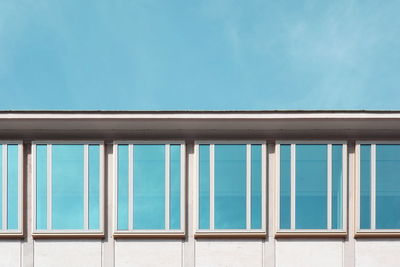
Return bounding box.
[7,145,19,230]
[360,145,371,229]
[296,145,327,229]
[251,144,262,229]
[280,145,291,229]
[133,145,165,229]
[214,144,246,229]
[88,145,100,230]
[117,145,129,230]
[332,145,343,229]
[52,145,84,230]
[36,145,47,230]
[170,145,181,230]
[376,145,400,229]
[199,145,210,229]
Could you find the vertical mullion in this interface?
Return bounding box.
[47,144,52,230]
[128,144,133,230]
[371,144,376,230]
[246,144,251,230]
[180,144,185,231]
[165,144,170,230]
[290,144,296,230]
[83,145,89,230]
[261,143,267,231]
[210,144,215,230]
[2,145,7,230]
[327,144,332,230]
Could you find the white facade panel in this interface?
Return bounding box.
[115,240,183,267]
[0,241,20,267]
[34,240,101,267]
[195,240,263,267]
[276,239,343,267]
[356,240,400,267]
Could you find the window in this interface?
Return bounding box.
[276,141,347,236]
[32,142,104,236]
[0,142,23,236]
[114,141,185,236]
[195,141,266,236]
[356,142,400,236]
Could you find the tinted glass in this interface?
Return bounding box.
[117,145,129,230]
[296,145,327,229]
[251,145,262,229]
[376,145,400,229]
[332,145,343,229]
[52,145,84,230]
[88,145,100,230]
[280,145,291,229]
[360,145,371,229]
[199,145,210,229]
[133,145,165,229]
[7,145,19,230]
[169,145,181,230]
[36,145,47,230]
[214,145,246,229]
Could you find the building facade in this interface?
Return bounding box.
[0,110,399,267]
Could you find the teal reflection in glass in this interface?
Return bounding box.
[199,145,210,229]
[52,145,84,229]
[88,145,100,230]
[117,145,128,230]
[296,145,327,229]
[36,145,47,230]
[251,144,262,229]
[7,145,19,229]
[170,145,181,229]
[215,145,246,229]
[332,145,343,229]
[376,145,400,229]
[0,145,2,228]
[360,145,371,229]
[133,145,165,229]
[280,145,291,229]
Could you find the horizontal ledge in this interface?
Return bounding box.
[32,232,104,239]
[114,232,186,239]
[355,232,400,238]
[195,232,267,238]
[275,231,347,238]
[0,232,24,239]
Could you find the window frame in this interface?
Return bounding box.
[113,140,186,238]
[32,141,105,237]
[355,141,400,237]
[0,141,23,237]
[194,140,267,238]
[275,140,347,237]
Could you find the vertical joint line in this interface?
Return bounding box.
[210,144,215,230]
[371,144,376,230]
[2,145,7,230]
[290,144,296,230]
[83,144,89,230]
[246,144,251,230]
[47,144,52,230]
[165,144,170,230]
[128,144,134,230]
[327,144,332,230]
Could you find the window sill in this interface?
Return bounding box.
[0,232,24,238]
[355,231,400,238]
[195,231,266,238]
[275,231,347,238]
[113,231,185,239]
[32,231,104,239]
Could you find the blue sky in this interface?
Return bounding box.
[1,0,399,110]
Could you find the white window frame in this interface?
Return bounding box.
[0,141,23,237]
[275,141,347,237]
[356,141,400,237]
[194,141,267,237]
[113,141,186,237]
[32,141,104,237]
